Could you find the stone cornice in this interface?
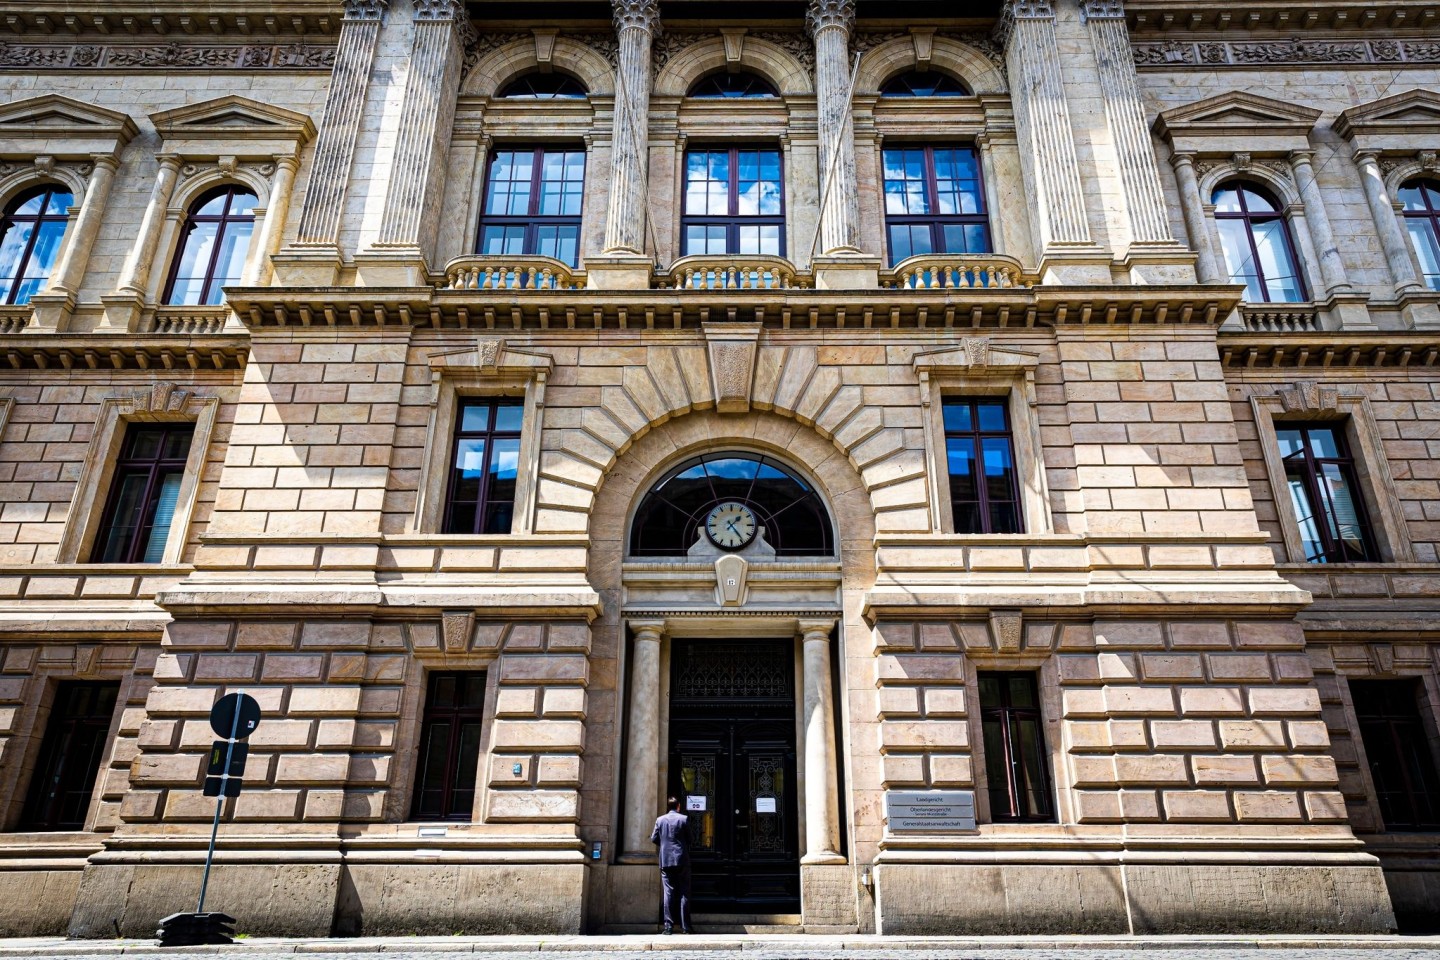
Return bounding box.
[1217,332,1440,370]
[0,336,247,372]
[1128,1,1440,35]
[2,5,343,37]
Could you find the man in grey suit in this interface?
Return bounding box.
[649,795,693,934]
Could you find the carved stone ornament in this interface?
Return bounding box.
[441,610,475,652]
[343,0,389,20]
[962,336,992,368]
[1006,0,1055,20]
[1134,37,1440,69]
[1422,150,1440,173]
[568,32,622,69]
[612,0,661,36]
[806,0,856,37]
[652,31,715,74]
[413,0,465,21]
[0,41,335,70]
[1080,0,1124,20]
[988,609,1023,653]
[463,31,529,80]
[704,323,760,414]
[1275,380,1340,414]
[1233,151,1252,172]
[715,554,749,607]
[936,30,1006,70]
[120,382,197,414]
[477,337,504,370]
[750,31,814,75]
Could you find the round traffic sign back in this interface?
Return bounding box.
[209,693,262,739]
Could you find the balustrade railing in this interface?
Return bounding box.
[1240,304,1321,333]
[658,255,808,290]
[0,306,29,334]
[881,254,1031,290]
[442,256,581,291]
[148,306,232,335]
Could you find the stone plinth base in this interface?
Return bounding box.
[800,863,860,929]
[873,860,1395,935]
[0,869,83,936]
[334,863,586,936]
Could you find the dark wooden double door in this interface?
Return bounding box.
[667,639,799,913]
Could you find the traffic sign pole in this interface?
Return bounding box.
[196,696,242,914]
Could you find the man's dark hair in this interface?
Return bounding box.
[667,795,681,811]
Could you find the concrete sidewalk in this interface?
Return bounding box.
[0,934,1438,956]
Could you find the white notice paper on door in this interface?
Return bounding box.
[686,796,706,812]
[755,797,777,813]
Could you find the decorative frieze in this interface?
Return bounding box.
[0,41,336,70]
[1134,36,1440,68]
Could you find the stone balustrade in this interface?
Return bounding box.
[442,256,582,291]
[147,305,232,335]
[881,253,1032,290]
[1241,304,1322,333]
[0,306,30,335]
[658,254,809,290]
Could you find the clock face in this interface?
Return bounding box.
[704,501,757,551]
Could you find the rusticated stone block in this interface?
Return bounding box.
[1179,686,1245,716]
[491,719,585,752]
[1234,790,1302,822]
[486,789,579,822]
[1261,755,1338,786]
[1303,791,1348,822]
[878,720,969,752]
[495,687,539,717]
[1150,720,1218,749]
[541,687,586,717]
[923,688,967,716]
[1247,687,1322,716]
[288,685,362,715]
[1104,686,1176,715]
[1191,755,1260,785]
[1161,790,1232,822]
[1115,755,1188,785]
[929,754,972,786]
[1219,720,1287,750]
[882,754,925,786]
[273,753,350,784]
[875,655,965,684]
[498,655,589,685]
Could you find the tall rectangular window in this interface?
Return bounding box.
[682,147,784,256]
[1275,423,1375,563]
[1350,679,1440,831]
[979,672,1053,823]
[444,399,522,535]
[21,681,120,831]
[478,147,585,267]
[91,423,194,564]
[882,145,989,266]
[943,397,1022,534]
[411,672,488,821]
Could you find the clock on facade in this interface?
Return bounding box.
[704,501,757,550]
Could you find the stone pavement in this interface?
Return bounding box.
[0,936,1439,959]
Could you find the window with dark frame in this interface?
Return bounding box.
[882,146,990,266]
[681,147,784,257]
[1275,422,1376,563]
[477,147,585,268]
[443,398,523,535]
[1212,181,1306,303]
[20,681,120,831]
[942,397,1022,535]
[1350,678,1440,831]
[879,70,971,98]
[497,72,587,100]
[411,672,488,821]
[1398,178,1440,291]
[0,184,74,306]
[90,423,195,564]
[979,672,1054,823]
[164,185,258,306]
[687,71,778,99]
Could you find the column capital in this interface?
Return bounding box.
[156,153,184,171]
[630,619,667,642]
[1168,150,1197,170]
[87,153,122,173]
[1079,0,1125,22]
[612,0,661,36]
[413,0,466,21]
[805,0,855,38]
[1288,149,1317,167]
[1004,0,1055,20]
[272,154,303,173]
[797,619,837,641]
[342,0,388,21]
[1353,147,1381,165]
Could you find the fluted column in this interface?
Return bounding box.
[1001,0,1093,251]
[292,0,387,247]
[1355,150,1423,295]
[1170,152,1221,283]
[116,155,183,299]
[602,0,660,256]
[47,155,119,297]
[243,156,301,285]
[808,0,860,255]
[800,620,843,864]
[621,620,665,861]
[1081,0,1173,246]
[374,0,466,256]
[1290,150,1351,294]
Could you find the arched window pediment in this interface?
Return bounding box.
[879,69,970,98]
[497,71,588,100]
[687,70,779,100]
[630,452,834,558]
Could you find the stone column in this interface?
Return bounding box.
[101,154,182,329]
[1289,150,1351,294]
[278,0,387,284]
[800,619,843,864]
[601,0,659,257]
[621,620,665,861]
[1080,0,1174,246]
[48,155,118,298]
[362,0,467,284]
[1355,150,1423,295]
[807,0,860,256]
[243,155,301,286]
[1170,152,1221,283]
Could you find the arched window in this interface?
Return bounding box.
[0,184,74,305]
[497,72,587,99]
[1212,181,1306,303]
[164,185,258,306]
[1398,178,1440,290]
[880,70,970,98]
[687,71,778,99]
[629,453,833,557]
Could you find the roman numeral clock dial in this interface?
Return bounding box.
[705,501,757,550]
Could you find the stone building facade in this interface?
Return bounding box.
[0,0,1437,939]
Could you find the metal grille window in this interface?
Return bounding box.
[411,672,488,821]
[682,147,784,256]
[1398,178,1440,290]
[1212,181,1306,303]
[979,672,1054,823]
[91,423,194,564]
[882,146,989,266]
[1275,423,1376,563]
[478,147,585,267]
[0,184,73,305]
[942,397,1022,534]
[21,681,120,831]
[1350,679,1440,831]
[164,185,258,306]
[443,399,522,535]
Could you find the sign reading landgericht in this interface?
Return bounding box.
[883,789,978,832]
